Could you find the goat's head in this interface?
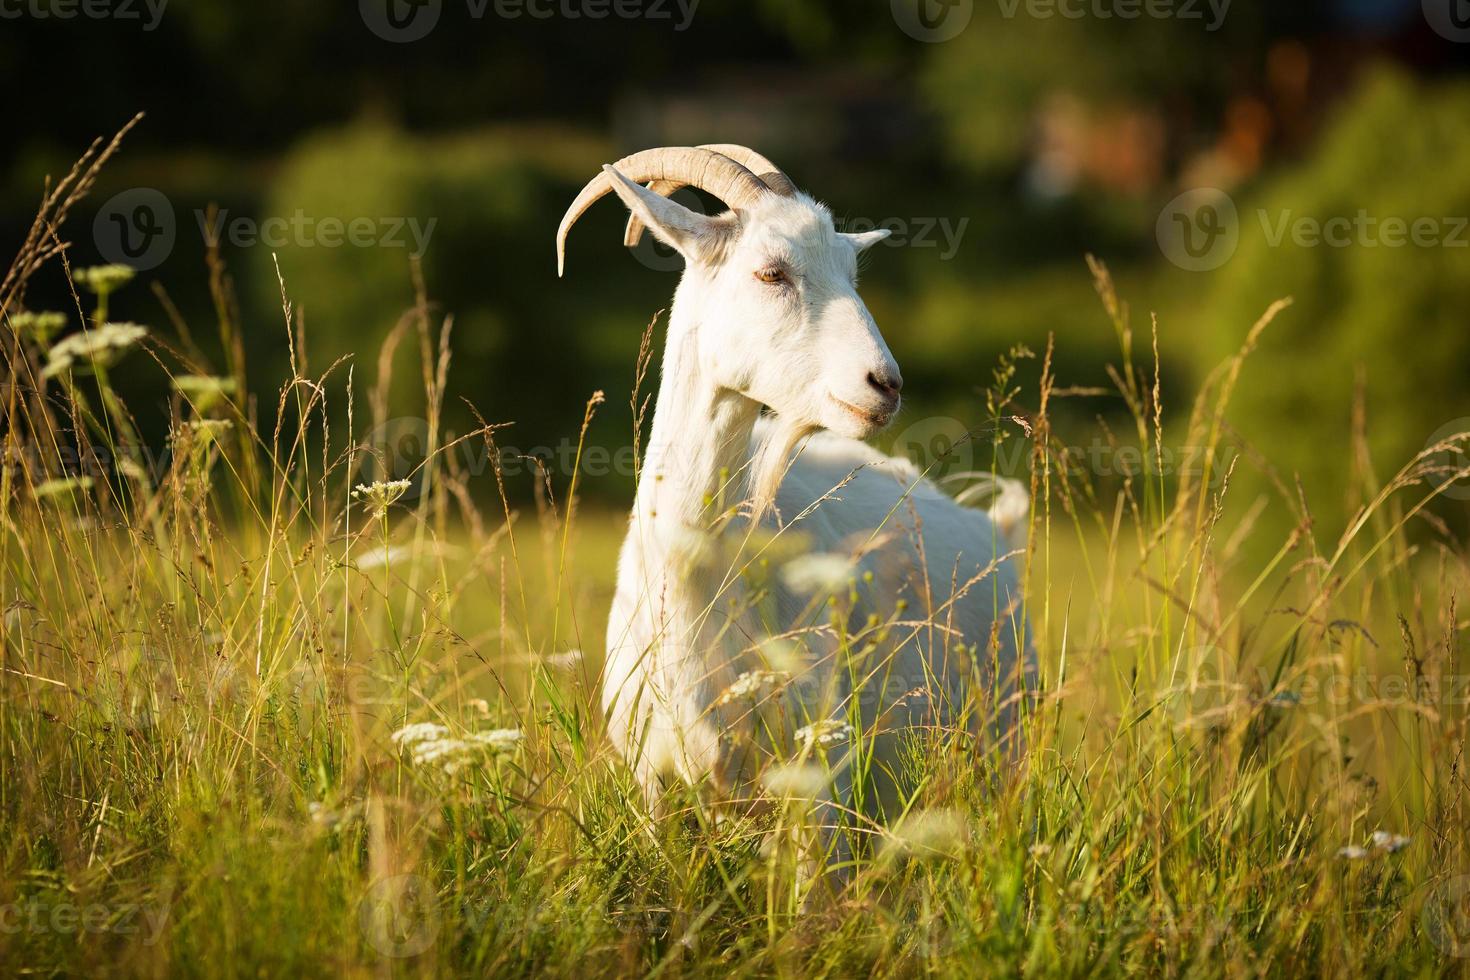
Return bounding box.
[558,145,902,440]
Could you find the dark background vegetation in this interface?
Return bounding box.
[4,0,1470,534]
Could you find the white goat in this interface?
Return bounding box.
[557,145,1031,853]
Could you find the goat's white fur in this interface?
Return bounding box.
[564,157,1031,854]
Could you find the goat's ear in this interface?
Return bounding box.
[603,165,726,266]
[841,229,892,253]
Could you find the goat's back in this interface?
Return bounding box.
[761,423,1032,736]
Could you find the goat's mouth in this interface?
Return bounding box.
[829,393,897,430]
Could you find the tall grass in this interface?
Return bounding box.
[2,128,1469,977]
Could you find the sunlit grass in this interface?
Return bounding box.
[2,132,1468,977]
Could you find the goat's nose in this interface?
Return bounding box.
[867,371,903,400]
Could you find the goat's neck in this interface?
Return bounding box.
[633,308,759,537]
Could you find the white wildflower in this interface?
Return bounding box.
[175,418,233,446]
[74,264,136,294]
[1371,831,1411,853]
[466,728,523,754]
[390,722,450,748]
[782,553,854,595]
[761,764,827,799]
[393,723,522,774]
[1337,845,1370,860]
[353,479,412,520]
[42,322,148,378]
[715,669,789,706]
[409,738,471,772]
[8,310,66,344]
[543,649,584,669]
[795,719,854,750]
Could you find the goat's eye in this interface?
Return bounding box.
[755,267,786,285]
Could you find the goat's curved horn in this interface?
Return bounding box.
[557,146,771,276]
[623,144,796,248]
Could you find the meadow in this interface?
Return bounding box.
[3,131,1469,978]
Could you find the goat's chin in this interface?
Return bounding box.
[827,415,885,440]
[823,396,895,441]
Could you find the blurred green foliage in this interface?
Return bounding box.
[1201,67,1470,517]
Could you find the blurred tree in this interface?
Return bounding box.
[1200,66,1470,527]
[919,3,1330,176]
[257,122,617,429]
